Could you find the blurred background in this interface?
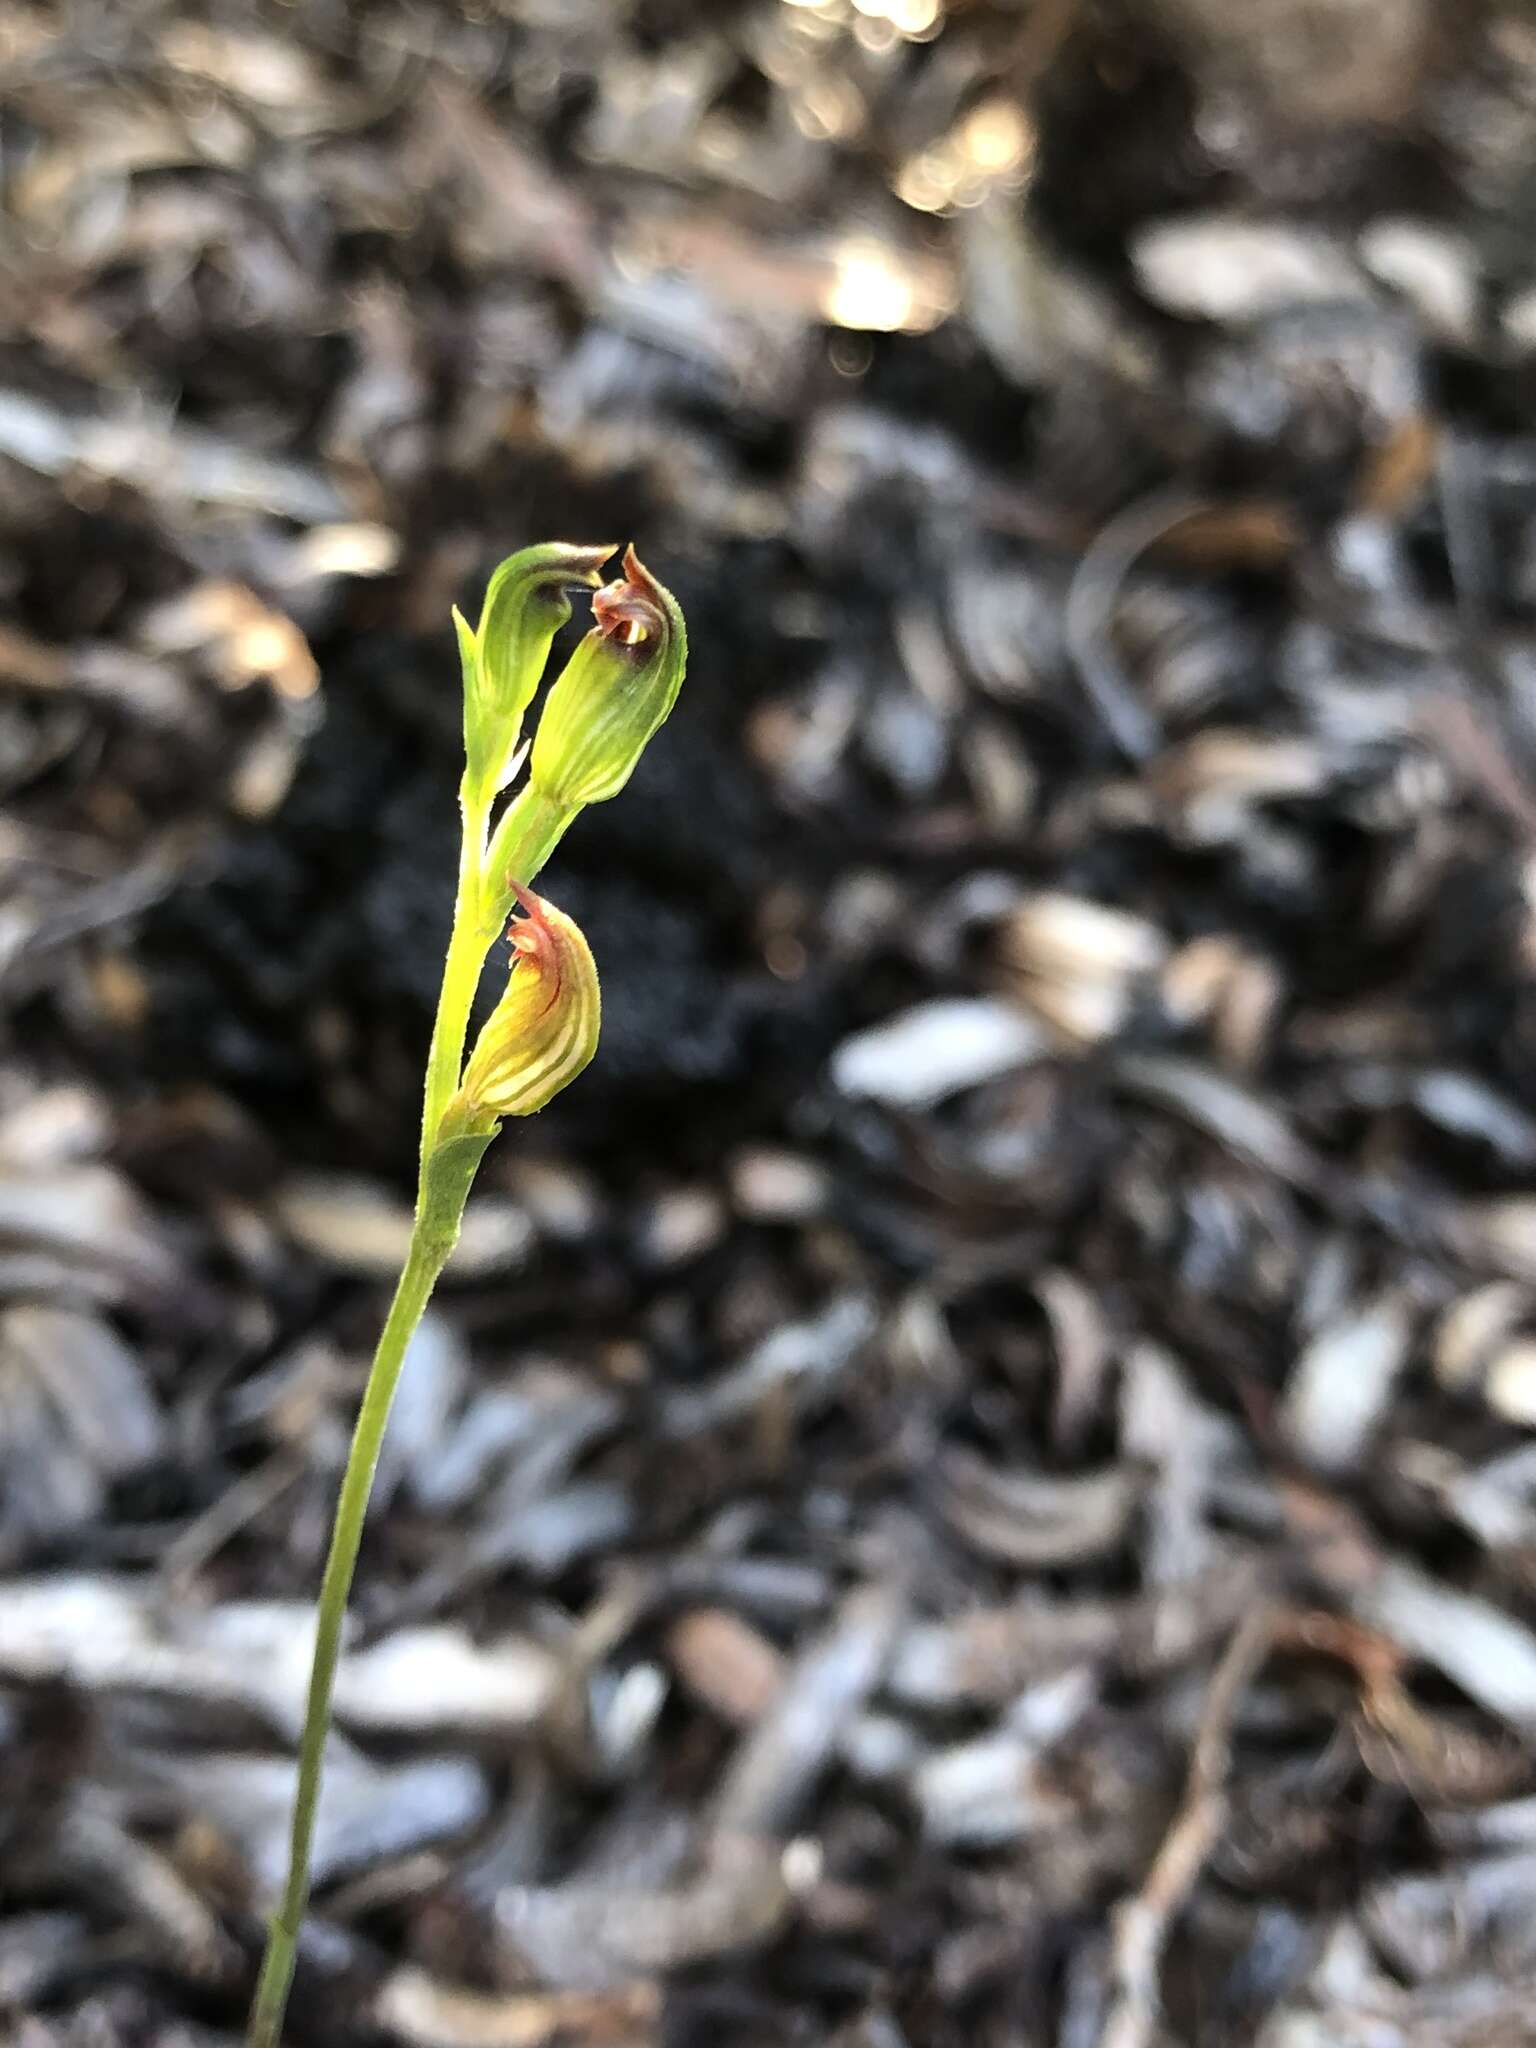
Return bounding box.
[8,1,1536,2042]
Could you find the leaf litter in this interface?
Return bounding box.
[10,1,1536,2044]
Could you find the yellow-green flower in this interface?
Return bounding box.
[457,542,613,800]
[455,886,600,1123]
[530,545,687,807]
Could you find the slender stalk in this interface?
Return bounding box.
[481,784,580,935]
[419,780,490,1165]
[245,1223,452,2048]
[247,782,575,2048]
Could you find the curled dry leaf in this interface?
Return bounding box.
[0,1305,164,1549]
[1279,1296,1413,1474]
[913,1668,1097,1847]
[1346,1563,1536,1735]
[712,1584,902,1838]
[375,1969,660,2048]
[0,1167,185,1304]
[497,1836,816,1992]
[998,893,1169,1048]
[937,1448,1143,1570]
[830,998,1049,1107]
[146,1746,490,1895]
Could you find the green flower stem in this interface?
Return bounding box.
[246,778,578,2048]
[481,783,580,935]
[419,780,492,1163]
[245,1219,451,2048]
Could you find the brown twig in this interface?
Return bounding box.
[1096,1605,1275,2048]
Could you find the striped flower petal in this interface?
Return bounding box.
[456,887,600,1121]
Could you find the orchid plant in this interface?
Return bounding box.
[247,543,686,2048]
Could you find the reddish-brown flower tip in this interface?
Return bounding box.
[591,544,669,655]
[505,884,561,986]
